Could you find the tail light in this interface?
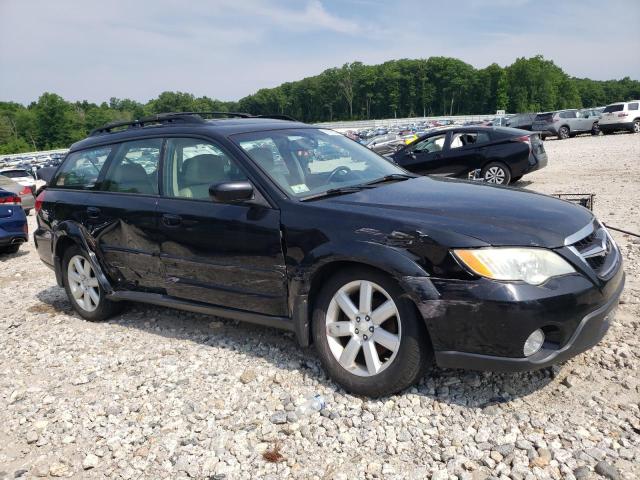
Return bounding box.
[617,112,628,117]
[0,195,21,205]
[19,186,31,196]
[35,190,46,213]
[515,135,532,154]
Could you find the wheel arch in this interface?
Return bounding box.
[290,245,438,348]
[52,221,113,294]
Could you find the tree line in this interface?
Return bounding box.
[1,55,639,154]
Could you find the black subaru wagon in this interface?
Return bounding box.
[34,112,624,396]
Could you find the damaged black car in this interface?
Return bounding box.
[34,113,624,396]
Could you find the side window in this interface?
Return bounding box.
[413,134,447,153]
[162,138,247,200]
[449,132,490,149]
[101,139,161,195]
[53,146,111,189]
[629,103,639,111]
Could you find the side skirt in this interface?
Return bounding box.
[107,291,294,332]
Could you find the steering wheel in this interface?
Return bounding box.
[327,166,352,183]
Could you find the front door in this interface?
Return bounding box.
[398,132,451,175]
[156,137,288,316]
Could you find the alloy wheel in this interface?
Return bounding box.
[67,255,100,312]
[484,166,506,184]
[325,280,401,377]
[634,121,640,133]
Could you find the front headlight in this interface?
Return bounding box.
[453,248,575,285]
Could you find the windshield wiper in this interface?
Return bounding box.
[361,173,415,186]
[300,185,371,202]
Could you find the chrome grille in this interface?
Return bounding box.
[566,222,617,278]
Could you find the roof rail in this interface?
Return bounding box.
[89,111,297,136]
[89,113,206,136]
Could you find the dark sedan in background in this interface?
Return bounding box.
[390,126,547,185]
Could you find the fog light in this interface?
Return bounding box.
[523,329,545,357]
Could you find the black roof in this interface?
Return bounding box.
[70,112,309,152]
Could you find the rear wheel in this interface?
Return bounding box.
[482,162,511,185]
[632,119,640,134]
[62,245,120,321]
[558,126,570,139]
[312,267,431,397]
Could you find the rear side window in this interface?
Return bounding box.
[559,111,577,119]
[101,139,161,195]
[603,104,624,113]
[53,146,111,189]
[449,132,490,149]
[534,113,554,121]
[628,103,639,111]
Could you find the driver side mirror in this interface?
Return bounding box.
[209,181,254,203]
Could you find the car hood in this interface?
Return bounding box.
[320,177,593,248]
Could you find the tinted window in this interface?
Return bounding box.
[628,103,639,111]
[101,139,161,195]
[53,146,111,189]
[162,138,247,200]
[560,111,577,119]
[0,170,30,178]
[603,104,624,113]
[449,132,490,149]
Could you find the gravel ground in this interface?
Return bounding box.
[1,132,639,480]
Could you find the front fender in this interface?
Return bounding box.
[53,221,114,295]
[288,239,440,346]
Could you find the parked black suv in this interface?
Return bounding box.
[34,113,624,396]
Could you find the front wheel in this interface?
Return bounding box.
[482,162,512,185]
[62,246,120,321]
[312,268,431,397]
[591,123,600,136]
[632,119,640,134]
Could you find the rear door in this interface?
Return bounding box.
[396,132,451,174]
[51,140,164,290]
[440,130,491,176]
[156,137,288,316]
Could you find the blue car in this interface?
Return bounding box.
[0,188,28,254]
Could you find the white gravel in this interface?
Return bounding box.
[1,132,639,480]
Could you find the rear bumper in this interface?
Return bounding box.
[599,121,635,132]
[0,230,27,247]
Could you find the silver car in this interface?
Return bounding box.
[0,175,35,214]
[532,109,601,139]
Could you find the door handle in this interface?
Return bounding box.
[86,207,101,219]
[162,214,182,227]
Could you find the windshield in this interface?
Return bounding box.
[233,128,407,198]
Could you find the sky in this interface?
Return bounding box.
[1,0,639,105]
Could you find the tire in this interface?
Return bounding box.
[312,267,431,397]
[511,175,523,183]
[591,123,600,136]
[632,119,640,134]
[558,126,570,140]
[62,245,120,321]
[0,244,20,254]
[481,162,512,185]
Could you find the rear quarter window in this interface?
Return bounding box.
[628,103,639,111]
[603,104,624,113]
[53,146,112,189]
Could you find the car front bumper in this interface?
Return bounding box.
[404,261,624,372]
